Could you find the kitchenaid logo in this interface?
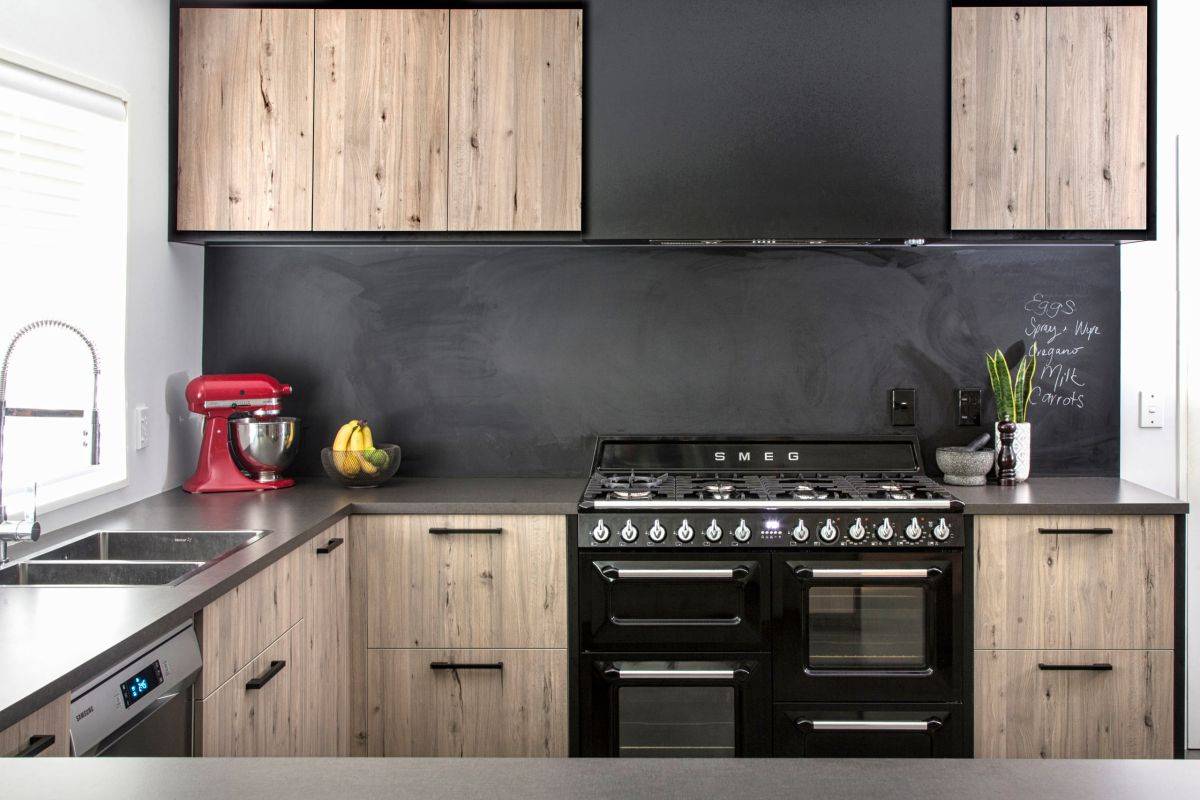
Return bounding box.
[75,705,94,722]
[713,450,801,463]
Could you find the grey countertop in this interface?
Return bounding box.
[5,757,1200,799]
[0,474,1184,731]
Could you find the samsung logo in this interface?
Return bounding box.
[714,450,800,463]
[75,705,94,722]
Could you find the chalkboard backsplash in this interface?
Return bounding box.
[202,246,1119,478]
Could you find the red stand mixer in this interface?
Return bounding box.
[183,374,299,493]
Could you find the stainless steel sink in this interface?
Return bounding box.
[0,529,269,587]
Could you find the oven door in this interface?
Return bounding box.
[579,554,770,650]
[773,552,961,702]
[774,703,964,757]
[579,655,772,757]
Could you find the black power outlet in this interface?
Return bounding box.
[891,388,917,426]
[956,388,982,427]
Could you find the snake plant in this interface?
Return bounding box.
[986,343,1038,423]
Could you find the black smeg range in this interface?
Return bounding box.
[574,436,967,758]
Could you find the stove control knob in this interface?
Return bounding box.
[619,520,639,543]
[847,518,867,541]
[819,519,839,542]
[704,519,723,542]
[791,521,810,542]
[905,517,923,541]
[590,520,611,543]
[733,519,752,542]
[876,519,895,541]
[676,519,695,543]
[933,518,951,541]
[647,519,667,543]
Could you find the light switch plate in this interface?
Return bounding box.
[1139,391,1163,429]
[135,405,149,450]
[956,388,982,427]
[891,388,917,427]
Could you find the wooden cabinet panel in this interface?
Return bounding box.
[1046,6,1147,229]
[177,8,314,230]
[366,648,567,757]
[197,620,306,757]
[448,9,582,231]
[299,520,351,756]
[974,515,1173,650]
[951,6,1046,229]
[197,544,304,698]
[314,9,449,231]
[0,694,69,758]
[975,649,1172,758]
[361,515,567,649]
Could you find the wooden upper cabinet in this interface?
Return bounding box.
[314,9,449,231]
[177,8,315,231]
[951,6,1046,230]
[448,9,583,231]
[1046,5,1148,230]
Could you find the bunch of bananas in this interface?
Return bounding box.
[330,419,390,477]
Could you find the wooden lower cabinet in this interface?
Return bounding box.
[300,520,351,756]
[366,648,567,757]
[0,694,70,757]
[974,649,1172,758]
[197,620,307,757]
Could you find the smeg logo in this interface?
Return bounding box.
[713,450,801,463]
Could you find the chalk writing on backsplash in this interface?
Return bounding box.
[1022,292,1098,411]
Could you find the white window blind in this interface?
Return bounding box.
[0,57,129,513]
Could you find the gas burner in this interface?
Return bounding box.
[596,472,670,501]
[791,484,830,500]
[703,482,737,500]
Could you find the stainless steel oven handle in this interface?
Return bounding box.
[604,665,751,681]
[797,719,943,732]
[603,566,751,581]
[796,567,943,579]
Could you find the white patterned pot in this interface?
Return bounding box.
[994,422,1031,482]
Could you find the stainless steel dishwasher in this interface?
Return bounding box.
[69,621,201,756]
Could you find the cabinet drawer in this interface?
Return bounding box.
[359,515,566,649]
[0,694,69,758]
[974,649,1172,758]
[197,620,305,757]
[197,545,304,698]
[366,648,567,757]
[974,515,1173,649]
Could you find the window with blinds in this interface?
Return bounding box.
[0,57,128,513]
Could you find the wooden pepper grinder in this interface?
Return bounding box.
[996,417,1018,486]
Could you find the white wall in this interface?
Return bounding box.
[0,0,204,530]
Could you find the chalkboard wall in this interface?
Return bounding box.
[203,246,1120,478]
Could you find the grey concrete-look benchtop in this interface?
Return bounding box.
[0,475,1183,731]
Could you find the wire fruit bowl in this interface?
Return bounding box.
[321,444,401,488]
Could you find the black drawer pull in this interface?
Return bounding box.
[245,660,287,690]
[15,734,55,757]
[429,661,504,671]
[1037,662,1113,671]
[1037,528,1113,536]
[429,528,503,536]
[316,537,344,554]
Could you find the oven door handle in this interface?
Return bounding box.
[602,663,751,682]
[598,564,752,582]
[796,719,943,732]
[794,567,943,580]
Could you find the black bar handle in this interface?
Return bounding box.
[15,734,55,757]
[428,528,504,536]
[1037,662,1113,671]
[316,537,344,555]
[245,660,287,690]
[1038,528,1113,536]
[429,661,504,671]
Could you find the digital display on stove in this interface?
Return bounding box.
[764,519,781,530]
[120,660,163,708]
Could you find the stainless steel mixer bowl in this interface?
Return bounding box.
[230,416,300,481]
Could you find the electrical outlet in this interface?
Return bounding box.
[956,388,982,427]
[1139,391,1163,429]
[891,388,917,426]
[135,405,149,450]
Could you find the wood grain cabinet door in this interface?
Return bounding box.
[975,649,1172,758]
[448,9,582,231]
[974,515,1173,650]
[367,648,567,756]
[361,515,567,649]
[300,520,351,756]
[951,6,1047,230]
[177,8,315,230]
[1046,5,1147,230]
[0,695,70,758]
[313,9,449,231]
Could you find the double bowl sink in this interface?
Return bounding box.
[0,529,269,587]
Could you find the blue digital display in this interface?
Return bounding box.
[120,661,163,708]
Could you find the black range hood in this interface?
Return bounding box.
[584,0,949,243]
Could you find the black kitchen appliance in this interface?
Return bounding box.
[574,436,968,758]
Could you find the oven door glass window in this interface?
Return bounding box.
[807,584,928,671]
[617,686,736,757]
